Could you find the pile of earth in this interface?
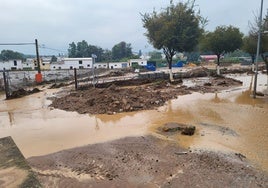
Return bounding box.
[28,135,268,187]
[50,76,242,115]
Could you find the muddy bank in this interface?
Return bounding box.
[28,135,268,188]
[7,88,40,100]
[50,76,242,115]
[0,137,41,188]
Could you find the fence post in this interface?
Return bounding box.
[74,68,78,90]
[3,69,10,99]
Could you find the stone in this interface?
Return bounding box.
[181,126,196,136]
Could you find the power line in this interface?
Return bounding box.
[0,43,35,45]
[39,45,67,53]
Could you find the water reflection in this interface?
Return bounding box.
[8,111,14,126]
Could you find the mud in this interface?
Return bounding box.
[7,88,40,99]
[50,76,242,115]
[28,135,268,188]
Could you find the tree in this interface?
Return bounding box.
[68,41,104,62]
[50,55,57,63]
[149,51,162,60]
[242,36,256,64]
[201,26,243,75]
[0,50,24,61]
[68,42,77,58]
[112,41,133,61]
[102,49,112,62]
[246,10,268,74]
[142,0,204,81]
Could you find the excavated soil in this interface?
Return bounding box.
[50,76,242,115]
[28,135,268,188]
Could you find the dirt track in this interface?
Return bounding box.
[28,135,268,188]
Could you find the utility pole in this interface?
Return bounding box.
[35,39,41,74]
[35,39,42,83]
[253,0,264,98]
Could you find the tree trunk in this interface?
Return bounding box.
[163,47,175,82]
[216,54,220,75]
[168,60,174,81]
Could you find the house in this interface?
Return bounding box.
[129,59,147,68]
[0,59,23,71]
[94,62,108,69]
[49,61,63,70]
[22,59,35,70]
[108,62,128,69]
[40,58,51,70]
[62,58,93,69]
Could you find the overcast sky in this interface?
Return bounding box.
[0,0,267,55]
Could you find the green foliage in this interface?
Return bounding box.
[142,0,204,70]
[201,25,243,65]
[50,55,57,62]
[244,9,268,68]
[0,50,24,61]
[149,51,162,61]
[68,40,104,62]
[111,41,133,61]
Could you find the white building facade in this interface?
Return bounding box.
[0,60,23,71]
[108,62,129,69]
[62,58,93,69]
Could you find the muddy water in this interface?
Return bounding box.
[151,73,268,171]
[0,74,267,172]
[0,90,158,157]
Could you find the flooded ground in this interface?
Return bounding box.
[0,73,267,173]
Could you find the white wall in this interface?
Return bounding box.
[94,62,108,69]
[0,60,23,71]
[129,59,147,67]
[108,62,128,69]
[63,58,93,69]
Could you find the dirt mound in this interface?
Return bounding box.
[28,135,268,187]
[50,76,242,115]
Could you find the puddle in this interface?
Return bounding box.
[0,73,267,172]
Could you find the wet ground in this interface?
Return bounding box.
[0,73,268,187]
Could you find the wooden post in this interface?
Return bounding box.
[35,39,41,74]
[3,69,10,99]
[74,68,78,90]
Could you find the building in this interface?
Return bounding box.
[94,62,108,69]
[0,59,23,71]
[22,59,35,70]
[129,59,147,68]
[63,58,93,69]
[108,62,128,69]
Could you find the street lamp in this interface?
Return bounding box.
[253,0,264,99]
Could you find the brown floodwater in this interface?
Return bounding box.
[0,74,267,172]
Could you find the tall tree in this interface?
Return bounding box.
[68,41,104,62]
[50,55,57,63]
[68,42,77,58]
[242,36,256,65]
[0,50,24,61]
[201,26,243,75]
[112,41,133,61]
[142,0,204,81]
[246,10,268,74]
